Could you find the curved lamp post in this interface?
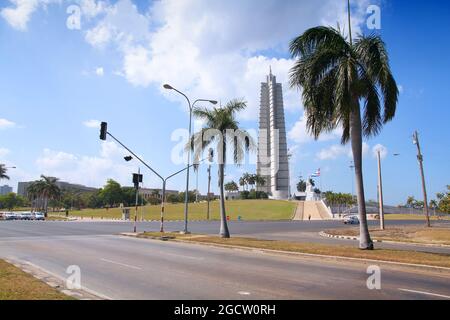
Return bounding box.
[163,84,217,234]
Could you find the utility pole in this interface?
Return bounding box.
[376,151,385,230]
[413,131,431,227]
[207,164,211,220]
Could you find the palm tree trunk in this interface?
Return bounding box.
[218,164,230,238]
[350,105,374,250]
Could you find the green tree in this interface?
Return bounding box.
[0,164,10,181]
[27,176,61,215]
[289,24,398,249]
[224,181,239,192]
[100,179,123,207]
[297,179,307,192]
[238,177,246,191]
[437,186,450,214]
[167,193,179,203]
[191,99,254,238]
[0,193,27,210]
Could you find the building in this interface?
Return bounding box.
[17,179,97,197]
[256,68,290,200]
[138,188,179,201]
[0,185,13,195]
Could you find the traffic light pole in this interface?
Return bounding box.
[100,123,213,234]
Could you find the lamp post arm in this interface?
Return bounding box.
[106,132,164,182]
[165,158,208,182]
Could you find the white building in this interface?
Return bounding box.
[256,68,290,200]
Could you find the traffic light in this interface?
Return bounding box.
[133,173,143,189]
[100,122,108,140]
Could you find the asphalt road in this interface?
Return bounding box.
[0,219,449,253]
[1,233,449,300]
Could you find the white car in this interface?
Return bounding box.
[33,212,45,221]
[21,212,34,220]
[343,215,359,225]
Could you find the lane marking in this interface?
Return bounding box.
[100,258,142,270]
[398,288,450,299]
[238,291,251,295]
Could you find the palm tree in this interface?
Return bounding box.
[254,174,266,190]
[239,177,246,191]
[289,23,398,249]
[242,172,251,191]
[0,164,10,181]
[27,176,61,215]
[191,99,254,238]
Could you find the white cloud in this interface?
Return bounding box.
[372,143,388,159]
[0,118,16,129]
[95,67,104,76]
[288,114,342,144]
[0,0,39,31]
[83,119,101,128]
[81,0,372,120]
[0,147,10,158]
[317,142,369,160]
[34,142,152,188]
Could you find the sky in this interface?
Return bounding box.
[0,0,449,205]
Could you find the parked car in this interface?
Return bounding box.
[33,212,45,221]
[3,212,16,220]
[21,212,34,220]
[343,215,359,225]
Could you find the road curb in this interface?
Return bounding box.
[3,258,110,300]
[120,233,450,275]
[319,231,450,248]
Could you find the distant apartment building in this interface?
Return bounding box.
[0,185,13,195]
[17,179,97,197]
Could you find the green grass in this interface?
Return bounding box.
[385,214,450,221]
[0,260,72,300]
[137,232,450,268]
[325,226,450,245]
[63,199,297,221]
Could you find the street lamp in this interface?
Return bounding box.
[163,84,217,234]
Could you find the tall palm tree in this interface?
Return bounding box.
[289,25,398,249]
[238,177,246,191]
[242,172,251,191]
[27,176,61,215]
[191,99,254,238]
[0,164,10,181]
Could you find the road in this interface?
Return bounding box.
[1,233,450,299]
[0,220,449,300]
[0,219,449,253]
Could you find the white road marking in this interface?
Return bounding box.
[398,288,450,299]
[100,258,142,270]
[238,291,251,295]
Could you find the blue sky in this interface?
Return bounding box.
[0,0,449,205]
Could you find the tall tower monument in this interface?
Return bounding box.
[256,68,290,199]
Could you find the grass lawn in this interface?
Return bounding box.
[57,200,297,221]
[385,214,449,221]
[137,232,450,268]
[0,260,72,300]
[325,226,450,246]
